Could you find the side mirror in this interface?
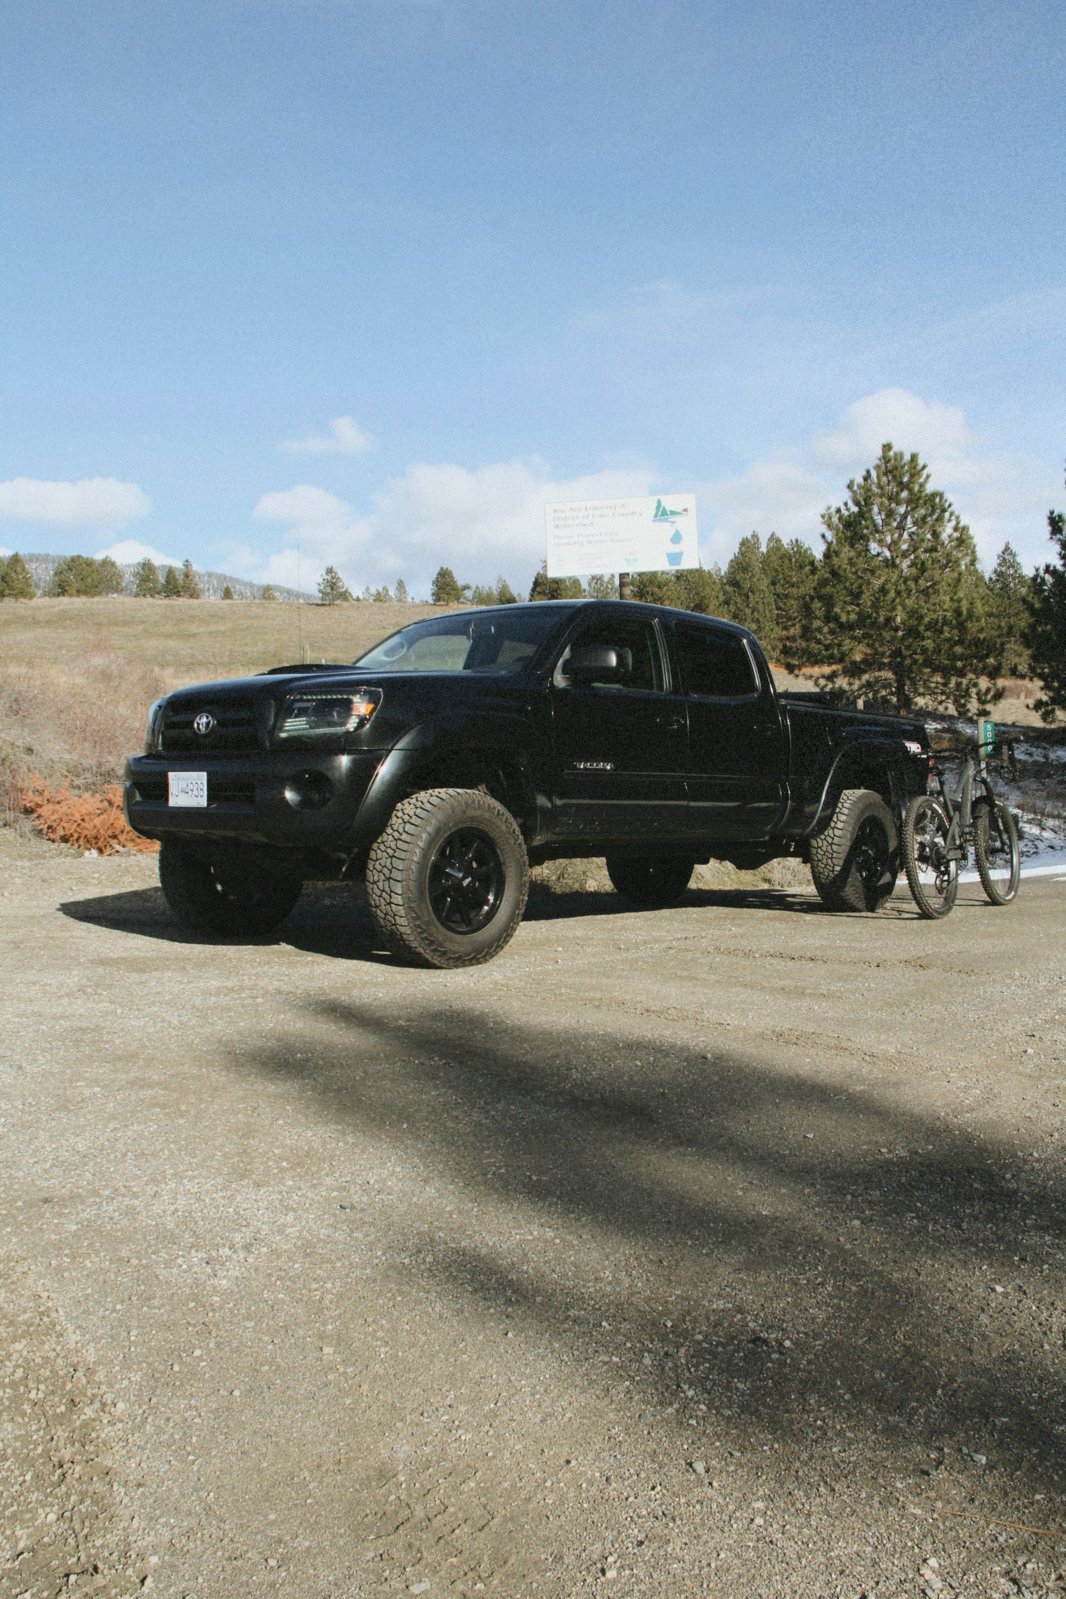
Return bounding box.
[565,644,622,684]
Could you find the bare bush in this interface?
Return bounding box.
[18,778,158,855]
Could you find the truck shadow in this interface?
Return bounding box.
[59,879,830,954]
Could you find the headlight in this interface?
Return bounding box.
[274,688,382,740]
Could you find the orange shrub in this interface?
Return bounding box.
[19,777,158,855]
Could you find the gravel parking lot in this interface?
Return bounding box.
[2,832,1064,1598]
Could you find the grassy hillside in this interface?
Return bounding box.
[0,596,437,684]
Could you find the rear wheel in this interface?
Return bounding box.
[605,851,695,908]
[158,840,303,936]
[809,788,898,912]
[365,788,528,968]
[901,795,958,919]
[974,798,1020,905]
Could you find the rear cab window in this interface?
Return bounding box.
[670,621,761,699]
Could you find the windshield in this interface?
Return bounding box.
[351,606,567,675]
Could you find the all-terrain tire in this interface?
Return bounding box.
[605,851,695,908]
[364,788,529,969]
[809,787,898,912]
[158,839,303,937]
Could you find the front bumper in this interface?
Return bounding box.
[124,751,385,850]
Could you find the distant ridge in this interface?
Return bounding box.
[12,553,315,603]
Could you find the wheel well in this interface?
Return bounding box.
[400,755,532,831]
[831,768,893,809]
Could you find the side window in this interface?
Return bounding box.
[556,616,665,692]
[673,624,758,699]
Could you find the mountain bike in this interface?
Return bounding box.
[901,733,1021,919]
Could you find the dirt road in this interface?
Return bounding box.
[2,834,1064,1598]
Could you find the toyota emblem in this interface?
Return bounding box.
[193,711,216,736]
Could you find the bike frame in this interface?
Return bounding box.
[925,740,1013,866]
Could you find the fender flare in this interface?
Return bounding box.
[809,737,913,836]
[346,725,538,850]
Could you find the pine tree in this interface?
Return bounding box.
[431,566,470,604]
[318,565,352,605]
[161,565,184,598]
[763,534,819,669]
[528,563,583,601]
[817,444,997,714]
[50,554,106,595]
[260,585,278,602]
[672,567,723,615]
[97,556,125,595]
[180,559,202,599]
[1028,500,1066,722]
[133,558,161,597]
[222,584,235,600]
[987,543,1034,678]
[393,578,409,604]
[0,552,35,600]
[630,570,677,605]
[721,534,777,651]
[493,576,518,604]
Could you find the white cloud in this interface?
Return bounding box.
[251,463,655,595]
[813,389,975,478]
[699,455,828,561]
[702,388,1053,570]
[247,391,1057,596]
[94,538,183,568]
[280,416,375,456]
[0,476,151,526]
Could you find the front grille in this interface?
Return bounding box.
[161,696,262,754]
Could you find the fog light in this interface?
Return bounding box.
[283,771,332,810]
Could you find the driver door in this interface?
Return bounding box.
[548,612,689,841]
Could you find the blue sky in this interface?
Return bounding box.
[2,0,1063,597]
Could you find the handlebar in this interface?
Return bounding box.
[931,737,1017,777]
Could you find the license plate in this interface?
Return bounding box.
[168,772,207,808]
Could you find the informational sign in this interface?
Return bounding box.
[544,494,699,577]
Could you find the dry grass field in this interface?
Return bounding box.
[0,595,434,684]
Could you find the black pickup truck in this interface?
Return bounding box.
[125,600,930,966]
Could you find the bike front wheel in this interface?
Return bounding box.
[902,795,959,919]
[974,798,1021,905]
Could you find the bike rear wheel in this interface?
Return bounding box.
[974,798,1021,905]
[902,795,958,919]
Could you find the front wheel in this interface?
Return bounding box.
[974,798,1020,905]
[605,851,695,908]
[158,840,303,937]
[901,795,958,919]
[809,788,898,912]
[365,788,529,968]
